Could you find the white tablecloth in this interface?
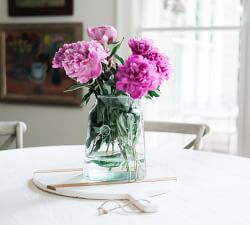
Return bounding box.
[1,145,250,225]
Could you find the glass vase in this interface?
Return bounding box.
[84,95,146,182]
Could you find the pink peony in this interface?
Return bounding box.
[128,37,154,55]
[146,48,172,81]
[87,25,117,45]
[52,40,109,84]
[116,55,160,99]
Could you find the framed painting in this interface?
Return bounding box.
[0,23,83,106]
[8,0,73,16]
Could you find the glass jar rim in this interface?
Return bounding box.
[96,95,131,99]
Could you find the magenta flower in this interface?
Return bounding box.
[87,25,117,45]
[52,40,109,84]
[52,26,172,101]
[117,37,172,98]
[128,37,154,55]
[52,45,65,68]
[146,48,172,81]
[116,55,160,99]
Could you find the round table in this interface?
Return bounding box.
[1,145,250,225]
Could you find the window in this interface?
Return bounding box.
[140,0,242,153]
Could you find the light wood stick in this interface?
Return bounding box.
[47,176,177,191]
[34,168,83,174]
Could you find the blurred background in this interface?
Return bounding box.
[1,0,250,157]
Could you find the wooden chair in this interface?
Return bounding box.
[0,121,27,150]
[144,121,210,150]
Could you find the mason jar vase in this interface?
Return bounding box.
[84,95,146,182]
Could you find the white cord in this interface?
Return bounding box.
[97,191,169,215]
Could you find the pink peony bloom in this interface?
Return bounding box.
[116,55,160,99]
[87,25,117,45]
[146,48,172,81]
[128,37,172,82]
[128,37,154,55]
[52,40,109,84]
[52,46,65,68]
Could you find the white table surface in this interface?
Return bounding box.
[1,145,250,225]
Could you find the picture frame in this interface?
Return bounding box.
[0,23,83,106]
[8,0,73,16]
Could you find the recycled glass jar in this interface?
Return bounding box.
[84,95,146,182]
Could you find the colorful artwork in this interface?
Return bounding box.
[0,23,82,105]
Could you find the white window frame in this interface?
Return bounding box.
[115,0,250,156]
[238,0,250,157]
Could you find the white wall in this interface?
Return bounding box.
[0,0,115,147]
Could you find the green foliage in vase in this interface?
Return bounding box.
[86,97,141,161]
[52,25,172,180]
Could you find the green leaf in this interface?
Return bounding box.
[64,83,85,92]
[102,83,112,95]
[148,90,160,97]
[117,114,127,136]
[93,126,100,133]
[127,113,135,130]
[96,103,105,123]
[114,54,124,64]
[103,71,112,81]
[110,66,118,75]
[102,63,107,72]
[80,89,94,106]
[109,40,120,45]
[92,138,103,152]
[110,38,124,58]
[89,160,121,168]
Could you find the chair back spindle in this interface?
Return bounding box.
[144,121,210,150]
[0,121,27,150]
